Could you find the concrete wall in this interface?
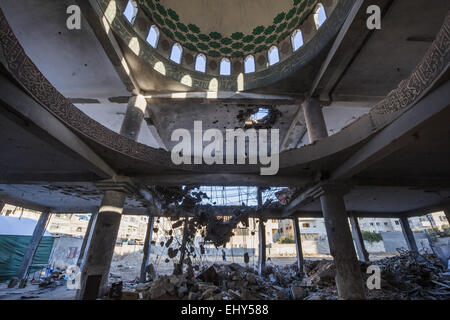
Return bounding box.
[49,235,83,269]
[430,237,450,265]
[114,243,144,256]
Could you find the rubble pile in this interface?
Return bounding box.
[30,269,65,289]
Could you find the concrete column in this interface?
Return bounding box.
[293,218,305,274]
[321,0,339,17]
[140,216,154,282]
[256,188,266,275]
[133,9,151,39]
[76,190,126,300]
[302,98,328,143]
[76,212,98,267]
[119,95,147,140]
[349,215,370,263]
[14,211,50,288]
[258,218,266,276]
[320,186,365,299]
[399,216,418,252]
[116,0,129,12]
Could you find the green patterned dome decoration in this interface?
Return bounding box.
[137,0,319,58]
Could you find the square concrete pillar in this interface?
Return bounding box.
[76,212,98,267]
[140,216,154,282]
[293,218,305,274]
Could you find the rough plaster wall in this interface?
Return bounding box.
[76,103,161,148]
[381,232,432,253]
[318,235,330,254]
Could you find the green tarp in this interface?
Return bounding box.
[0,235,54,282]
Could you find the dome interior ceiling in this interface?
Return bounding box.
[138,0,319,57]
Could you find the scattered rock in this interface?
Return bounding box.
[197,265,220,283]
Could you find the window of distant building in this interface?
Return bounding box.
[314,3,327,29]
[67,247,78,259]
[123,1,138,24]
[244,55,255,73]
[291,29,304,51]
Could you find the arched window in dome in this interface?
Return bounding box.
[170,43,183,64]
[244,55,255,74]
[314,3,327,29]
[195,54,206,73]
[268,46,280,66]
[123,1,138,24]
[146,25,160,48]
[291,29,304,52]
[220,58,231,76]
